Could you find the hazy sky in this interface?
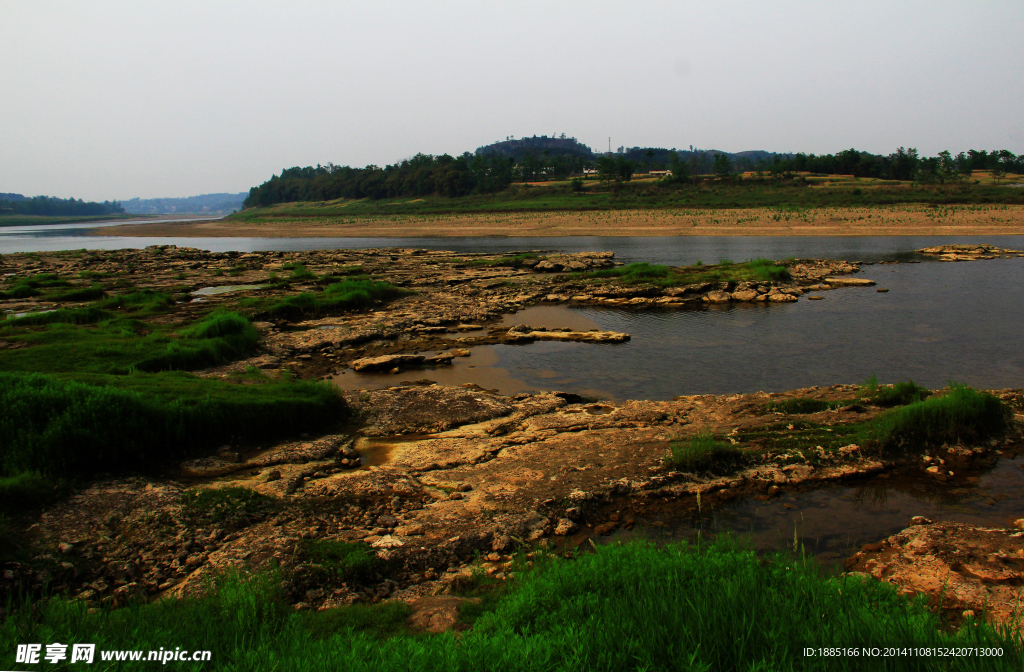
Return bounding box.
[3,1,1022,200]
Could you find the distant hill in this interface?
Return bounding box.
[0,193,26,201]
[475,135,595,160]
[120,193,247,215]
[474,137,790,173]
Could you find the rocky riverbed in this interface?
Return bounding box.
[2,245,1023,630]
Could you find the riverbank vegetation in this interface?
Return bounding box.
[239,143,1024,212]
[233,179,1024,221]
[2,538,1018,671]
[573,258,791,286]
[0,271,363,486]
[723,382,1012,469]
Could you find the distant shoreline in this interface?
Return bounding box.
[96,204,1024,238]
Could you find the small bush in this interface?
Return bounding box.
[666,432,742,472]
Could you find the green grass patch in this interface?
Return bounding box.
[47,284,108,302]
[744,384,1010,459]
[458,253,540,268]
[94,289,173,313]
[862,383,1010,454]
[296,540,381,585]
[573,258,790,287]
[180,487,280,531]
[666,431,743,473]
[3,538,1019,670]
[0,310,259,375]
[249,277,410,320]
[296,601,414,641]
[0,371,346,479]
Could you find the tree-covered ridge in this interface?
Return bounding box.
[474,134,595,159]
[242,138,1024,209]
[243,153,520,207]
[0,195,124,217]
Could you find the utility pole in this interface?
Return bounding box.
[608,137,611,155]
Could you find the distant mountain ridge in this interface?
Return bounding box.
[120,193,247,215]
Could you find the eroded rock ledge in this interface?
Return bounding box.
[846,520,1024,627]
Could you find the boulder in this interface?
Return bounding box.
[731,289,759,302]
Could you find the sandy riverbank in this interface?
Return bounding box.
[97,204,1024,238]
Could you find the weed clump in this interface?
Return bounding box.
[298,540,380,584]
[747,257,792,281]
[260,277,408,320]
[180,487,279,530]
[95,289,173,313]
[862,383,1010,454]
[0,371,346,479]
[872,380,932,407]
[666,432,742,473]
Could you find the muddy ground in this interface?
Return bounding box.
[2,243,1023,629]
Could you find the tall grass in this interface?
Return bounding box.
[666,431,742,472]
[0,371,346,479]
[862,383,1010,454]
[2,539,1018,671]
[133,311,259,372]
[748,257,792,281]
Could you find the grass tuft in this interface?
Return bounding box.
[862,382,1010,454]
[666,431,743,472]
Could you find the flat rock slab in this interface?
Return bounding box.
[504,329,630,344]
[824,277,876,287]
[846,520,1024,626]
[351,354,425,371]
[344,385,515,436]
[406,596,480,633]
